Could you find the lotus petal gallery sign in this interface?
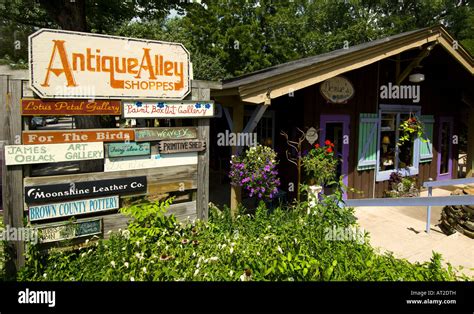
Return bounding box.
[29,29,191,99]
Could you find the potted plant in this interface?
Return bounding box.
[302,140,339,205]
[398,115,426,147]
[228,145,281,207]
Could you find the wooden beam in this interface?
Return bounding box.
[223,106,233,130]
[396,44,436,85]
[197,118,210,221]
[242,104,268,135]
[467,108,474,177]
[2,78,25,273]
[230,104,244,216]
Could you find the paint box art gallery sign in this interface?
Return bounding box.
[123,101,214,118]
[25,176,147,204]
[29,29,191,99]
[5,143,104,165]
[29,195,119,222]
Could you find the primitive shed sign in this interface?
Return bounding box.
[29,29,191,99]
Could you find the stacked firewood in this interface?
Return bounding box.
[439,187,474,239]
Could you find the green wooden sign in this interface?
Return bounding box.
[134,127,198,142]
[107,142,150,157]
[35,218,102,244]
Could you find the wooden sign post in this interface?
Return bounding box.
[159,139,206,154]
[5,142,104,165]
[22,129,134,144]
[123,100,214,118]
[107,142,151,157]
[21,99,121,115]
[28,195,119,222]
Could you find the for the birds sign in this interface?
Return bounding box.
[29,29,191,99]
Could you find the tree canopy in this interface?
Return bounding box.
[0,0,472,80]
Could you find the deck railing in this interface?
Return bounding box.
[345,177,474,233]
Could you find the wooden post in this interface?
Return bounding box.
[1,77,25,273]
[197,118,210,221]
[193,84,211,221]
[230,104,243,216]
[467,109,474,177]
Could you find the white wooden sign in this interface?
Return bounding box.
[320,76,354,104]
[104,153,197,172]
[123,100,214,118]
[29,29,191,99]
[5,142,104,165]
[28,195,119,222]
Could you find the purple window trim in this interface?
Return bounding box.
[320,114,350,199]
[436,116,453,181]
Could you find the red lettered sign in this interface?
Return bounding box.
[21,99,121,116]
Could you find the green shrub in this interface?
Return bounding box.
[17,195,470,282]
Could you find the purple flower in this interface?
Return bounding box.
[264,165,270,172]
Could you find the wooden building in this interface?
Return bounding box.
[211,26,474,206]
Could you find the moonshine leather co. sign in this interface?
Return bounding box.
[24,176,147,204]
[320,76,354,104]
[123,101,214,118]
[134,127,197,142]
[159,139,205,154]
[107,142,150,157]
[35,218,102,244]
[5,143,104,165]
[22,129,134,144]
[29,195,119,222]
[21,99,121,115]
[29,29,191,99]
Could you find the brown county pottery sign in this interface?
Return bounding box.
[29,29,191,99]
[28,195,119,222]
[21,99,121,115]
[22,129,134,144]
[159,139,206,154]
[123,101,214,118]
[320,76,354,104]
[5,142,104,165]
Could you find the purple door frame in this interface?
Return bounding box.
[436,116,453,181]
[320,114,350,199]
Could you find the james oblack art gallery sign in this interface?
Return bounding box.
[25,176,147,204]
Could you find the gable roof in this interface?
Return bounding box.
[214,26,473,104]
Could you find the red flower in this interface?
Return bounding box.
[326,147,333,153]
[330,143,335,147]
[315,144,320,148]
[325,140,331,146]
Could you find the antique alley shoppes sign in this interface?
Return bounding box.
[123,101,214,118]
[5,142,104,165]
[28,195,119,222]
[24,176,147,204]
[29,29,191,99]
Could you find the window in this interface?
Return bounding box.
[376,105,421,181]
[244,110,275,148]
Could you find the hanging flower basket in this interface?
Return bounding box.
[397,115,426,147]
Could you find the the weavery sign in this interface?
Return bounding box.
[29,29,191,99]
[5,143,104,165]
[123,101,214,118]
[24,176,147,204]
[134,127,197,142]
[29,195,119,222]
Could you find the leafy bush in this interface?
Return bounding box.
[302,140,339,186]
[17,193,469,282]
[229,145,280,199]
